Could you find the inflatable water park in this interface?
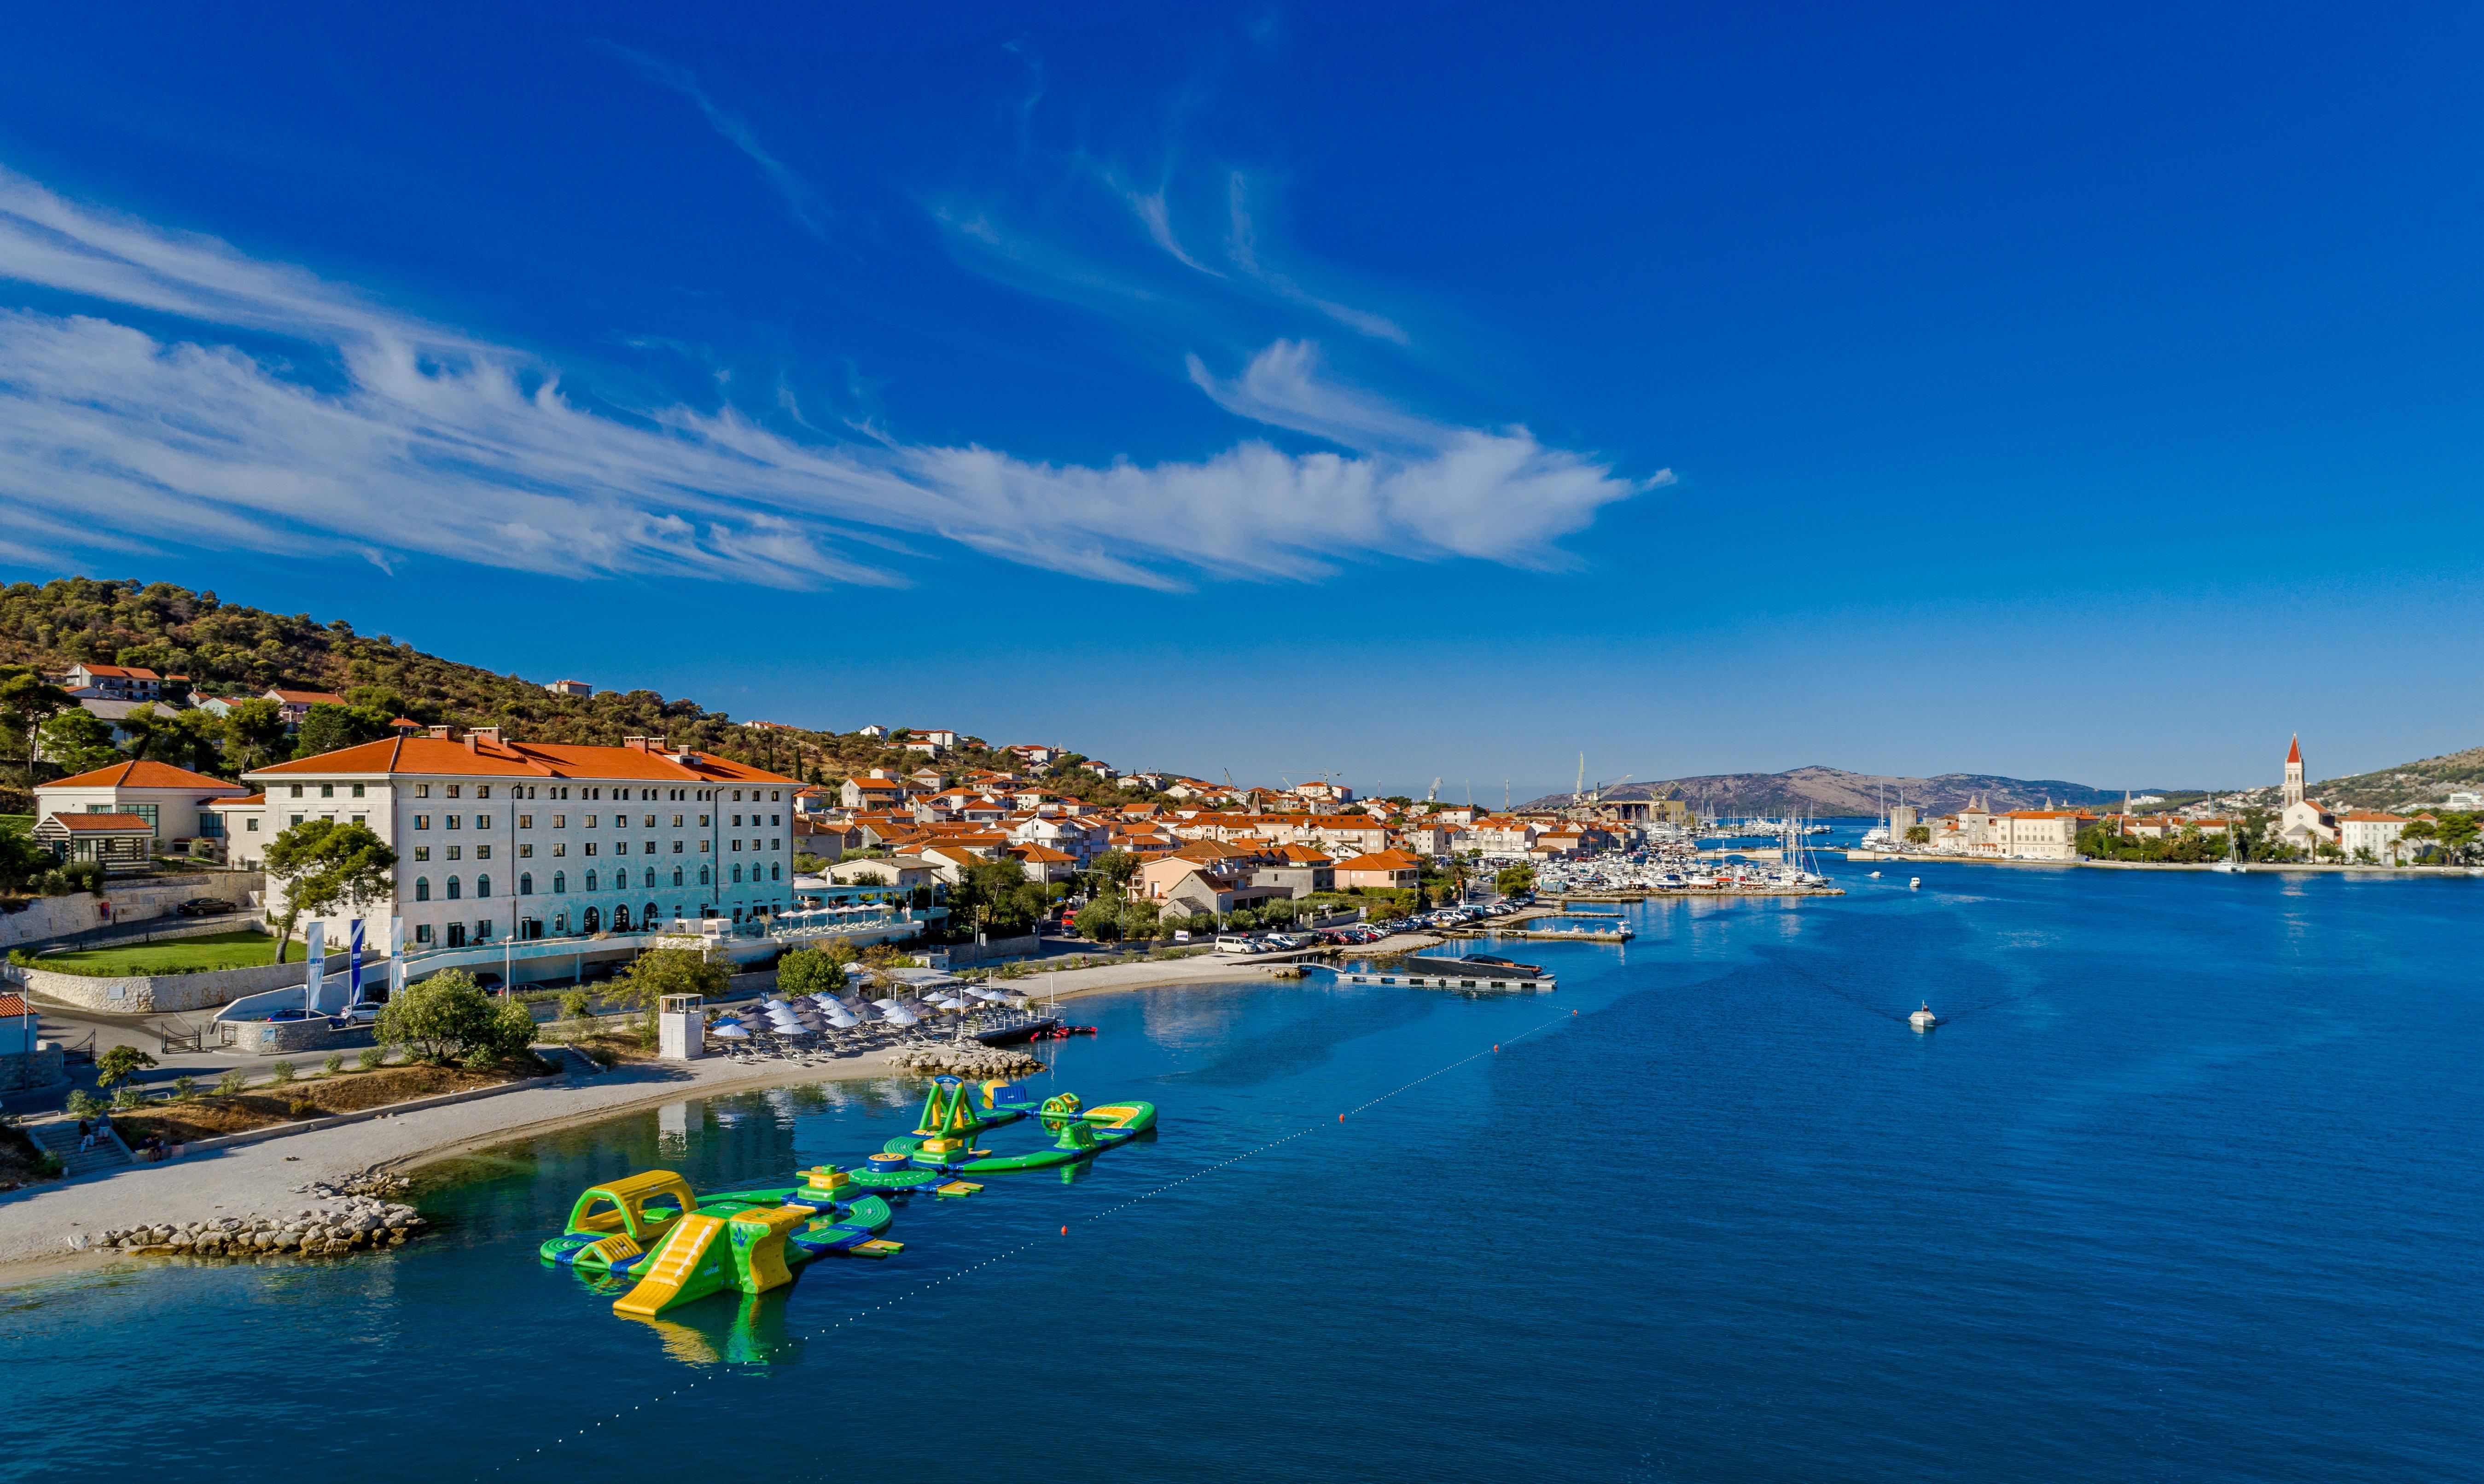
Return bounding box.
[540,1077,1157,1318]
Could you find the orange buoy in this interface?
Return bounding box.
[1059,1225,1066,1234]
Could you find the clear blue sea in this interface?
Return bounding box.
[5,852,2482,1482]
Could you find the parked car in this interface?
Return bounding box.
[1213,934,1259,953]
[175,897,235,918]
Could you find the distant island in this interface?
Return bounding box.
[1521,767,2156,819]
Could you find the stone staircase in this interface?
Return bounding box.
[27,1118,133,1178]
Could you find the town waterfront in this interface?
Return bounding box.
[5,857,2481,1482]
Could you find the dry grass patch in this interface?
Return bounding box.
[112,1063,535,1142]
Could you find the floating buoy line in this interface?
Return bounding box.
[483,1004,1585,1476]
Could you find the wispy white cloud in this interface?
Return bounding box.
[598,44,834,243]
[1222,173,1408,345]
[0,169,1652,590]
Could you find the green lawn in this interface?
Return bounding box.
[37,930,301,977]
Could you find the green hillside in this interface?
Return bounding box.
[0,576,1168,811]
[2313,746,2484,813]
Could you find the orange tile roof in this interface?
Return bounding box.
[266,689,349,705]
[44,812,153,832]
[42,759,244,792]
[250,735,798,785]
[1012,844,1077,863]
[1337,849,1424,871]
[0,994,26,1018]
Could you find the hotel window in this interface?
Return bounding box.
[320,784,334,798]
[671,867,683,886]
[416,784,430,798]
[447,845,461,861]
[698,840,709,852]
[414,847,430,862]
[770,863,781,881]
[477,786,491,799]
[477,874,492,898]
[671,814,683,828]
[771,791,781,802]
[585,842,598,855]
[352,784,365,798]
[731,839,742,851]
[476,844,491,860]
[290,814,304,827]
[414,924,433,944]
[672,840,683,853]
[731,814,742,826]
[446,785,461,798]
[553,871,567,893]
[446,815,460,830]
[476,814,490,829]
[698,866,710,885]
[552,843,566,857]
[585,870,598,891]
[614,841,627,855]
[551,815,565,828]
[414,877,430,901]
[771,814,780,826]
[584,815,597,828]
[446,876,462,899]
[518,843,533,859]
[553,913,568,933]
[732,865,744,883]
[351,815,365,827]
[289,785,303,798]
[643,840,655,856]
[700,815,710,826]
[518,815,532,830]
[247,819,260,832]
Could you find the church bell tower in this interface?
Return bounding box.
[2283,735,2305,806]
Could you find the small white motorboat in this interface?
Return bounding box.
[1908,877,1922,890]
[1910,1001,1940,1032]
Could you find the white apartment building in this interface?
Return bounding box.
[231,728,800,952]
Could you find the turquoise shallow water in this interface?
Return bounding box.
[5,858,2482,1481]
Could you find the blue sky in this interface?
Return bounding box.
[2,3,2479,799]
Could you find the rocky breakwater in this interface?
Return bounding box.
[80,1189,427,1258]
[890,1045,1047,1078]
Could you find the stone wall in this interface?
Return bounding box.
[0,1045,64,1092]
[23,953,325,1014]
[938,933,1044,966]
[221,1017,375,1056]
[0,873,264,949]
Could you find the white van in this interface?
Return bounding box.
[1213,934,1259,954]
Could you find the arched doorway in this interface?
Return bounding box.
[643,902,660,930]
[446,923,467,948]
[613,904,633,931]
[582,907,600,933]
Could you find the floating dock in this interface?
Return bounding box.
[1335,956,1555,991]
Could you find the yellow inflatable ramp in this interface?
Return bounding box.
[614,1213,730,1316]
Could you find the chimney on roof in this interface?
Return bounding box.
[623,735,667,754]
[427,725,458,741]
[469,726,504,750]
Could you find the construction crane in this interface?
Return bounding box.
[1426,777,1442,803]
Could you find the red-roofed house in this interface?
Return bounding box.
[32,811,156,873]
[65,663,189,701]
[36,759,250,850]
[1334,849,1424,890]
[262,687,349,727]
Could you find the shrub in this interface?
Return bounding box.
[35,1151,63,1179]
[461,1048,498,1073]
[267,1060,296,1084]
[558,989,592,1022]
[776,944,847,999]
[356,1048,383,1071]
[377,971,514,1063]
[172,1075,198,1100]
[111,1083,145,1109]
[286,1098,315,1118]
[214,1069,249,1097]
[65,1088,100,1117]
[322,1054,344,1076]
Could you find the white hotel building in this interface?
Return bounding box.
[225,727,799,951]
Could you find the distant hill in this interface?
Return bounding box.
[1523,766,2159,818]
[0,576,1169,811]
[2312,745,2484,813]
